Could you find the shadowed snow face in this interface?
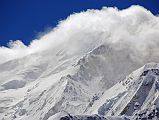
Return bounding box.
[0,5,159,64]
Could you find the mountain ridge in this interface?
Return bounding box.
[0,43,159,120]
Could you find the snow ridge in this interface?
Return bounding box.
[0,44,159,120]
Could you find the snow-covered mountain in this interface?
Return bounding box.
[87,63,159,119]
[59,63,159,120]
[0,42,159,120]
[1,5,159,120]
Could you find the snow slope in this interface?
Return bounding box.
[1,5,159,120]
[0,41,159,120]
[86,63,159,120]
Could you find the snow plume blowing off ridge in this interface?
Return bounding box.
[0,5,159,64]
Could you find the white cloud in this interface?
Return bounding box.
[0,5,159,64]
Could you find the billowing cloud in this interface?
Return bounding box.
[0,5,159,64]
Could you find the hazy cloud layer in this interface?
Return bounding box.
[0,5,159,64]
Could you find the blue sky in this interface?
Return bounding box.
[0,0,159,46]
